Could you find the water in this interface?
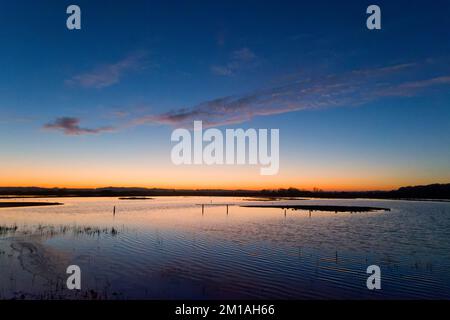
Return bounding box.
[0,197,449,299]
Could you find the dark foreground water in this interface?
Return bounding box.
[0,197,449,299]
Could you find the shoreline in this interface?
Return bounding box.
[0,234,67,299]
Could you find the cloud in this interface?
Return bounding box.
[47,61,450,136]
[110,110,129,118]
[210,65,233,76]
[43,117,115,135]
[211,47,258,76]
[134,63,450,128]
[379,76,450,97]
[66,52,146,89]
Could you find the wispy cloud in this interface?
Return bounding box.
[379,76,450,97]
[43,117,115,135]
[66,52,147,89]
[211,48,258,76]
[47,61,450,135]
[134,63,450,128]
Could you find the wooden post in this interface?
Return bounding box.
[226,205,229,215]
[202,204,204,215]
[113,206,116,216]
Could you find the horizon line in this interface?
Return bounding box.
[1,183,448,193]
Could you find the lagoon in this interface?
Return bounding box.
[0,196,449,299]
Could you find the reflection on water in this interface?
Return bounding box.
[1,197,450,299]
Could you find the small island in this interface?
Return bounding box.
[241,204,391,213]
[118,197,153,200]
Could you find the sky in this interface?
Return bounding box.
[0,0,450,191]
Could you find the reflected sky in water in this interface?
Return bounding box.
[1,197,450,299]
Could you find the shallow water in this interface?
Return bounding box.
[0,197,449,299]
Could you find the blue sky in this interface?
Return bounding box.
[0,0,450,190]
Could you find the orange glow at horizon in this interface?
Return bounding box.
[1,162,446,192]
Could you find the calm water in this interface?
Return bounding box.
[1,197,449,299]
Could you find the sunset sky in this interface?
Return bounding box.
[1,0,450,191]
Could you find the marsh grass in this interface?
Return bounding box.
[0,223,121,238]
[0,224,18,235]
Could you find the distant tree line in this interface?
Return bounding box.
[0,183,449,200]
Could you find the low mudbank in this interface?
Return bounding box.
[241,204,391,213]
[243,197,307,201]
[0,202,63,208]
[118,197,153,200]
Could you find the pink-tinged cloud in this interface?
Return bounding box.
[66,52,146,89]
[43,117,115,135]
[47,62,450,135]
[134,63,450,128]
[383,76,450,96]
